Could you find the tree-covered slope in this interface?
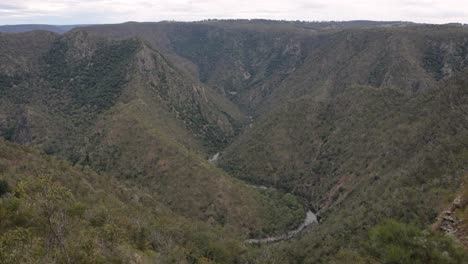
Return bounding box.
[1,21,468,263]
[0,139,256,263]
[219,71,468,262]
[81,23,468,114]
[0,30,304,239]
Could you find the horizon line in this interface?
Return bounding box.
[1,18,467,27]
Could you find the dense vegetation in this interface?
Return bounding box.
[0,29,305,245]
[0,139,255,263]
[327,220,467,264]
[0,21,467,263]
[45,36,139,114]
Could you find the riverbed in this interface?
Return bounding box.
[245,210,318,244]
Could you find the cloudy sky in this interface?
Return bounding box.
[0,0,467,25]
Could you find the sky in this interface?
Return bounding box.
[0,0,467,25]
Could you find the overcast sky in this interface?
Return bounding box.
[0,0,467,25]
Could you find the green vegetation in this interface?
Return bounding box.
[247,189,304,238]
[1,21,468,263]
[326,220,467,264]
[0,179,9,197]
[220,83,468,262]
[45,35,140,114]
[0,139,256,263]
[0,29,305,257]
[365,220,466,264]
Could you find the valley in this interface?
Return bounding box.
[0,20,467,263]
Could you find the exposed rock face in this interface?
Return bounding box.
[438,209,460,235]
[433,193,467,248]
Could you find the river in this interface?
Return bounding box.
[207,154,318,244]
[245,210,318,244]
[208,152,220,163]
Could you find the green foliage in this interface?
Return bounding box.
[0,227,36,264]
[0,139,276,263]
[169,24,225,82]
[167,23,304,103]
[0,29,298,242]
[45,37,139,114]
[1,125,16,141]
[0,74,23,96]
[1,22,468,264]
[423,45,445,80]
[0,179,10,197]
[173,99,230,150]
[250,190,305,237]
[328,249,376,264]
[365,220,467,264]
[220,82,468,263]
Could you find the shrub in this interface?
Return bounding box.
[0,179,10,197]
[365,219,467,264]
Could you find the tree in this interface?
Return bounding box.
[0,179,10,197]
[17,176,74,263]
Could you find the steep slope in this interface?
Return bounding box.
[80,21,313,110]
[219,71,468,262]
[259,25,468,111]
[0,30,304,237]
[2,21,468,263]
[0,139,256,263]
[81,23,468,113]
[432,176,468,248]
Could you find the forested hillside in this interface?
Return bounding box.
[0,29,305,241]
[0,20,467,263]
[0,139,269,263]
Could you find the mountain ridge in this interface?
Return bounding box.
[0,20,467,263]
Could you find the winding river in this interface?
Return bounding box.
[245,184,318,244]
[208,152,220,163]
[207,153,318,244]
[246,210,318,244]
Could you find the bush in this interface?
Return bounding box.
[0,228,35,264]
[0,180,10,197]
[365,219,467,264]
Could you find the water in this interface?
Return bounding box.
[208,152,220,163]
[245,210,318,244]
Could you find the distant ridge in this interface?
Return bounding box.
[0,20,417,34]
[0,24,88,33]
